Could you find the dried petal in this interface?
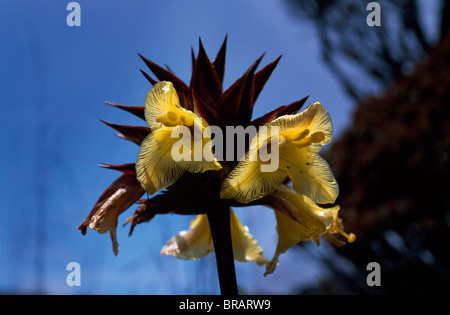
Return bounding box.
[78,174,145,255]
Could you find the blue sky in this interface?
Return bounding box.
[0,0,354,294]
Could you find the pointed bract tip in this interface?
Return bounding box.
[198,37,204,50]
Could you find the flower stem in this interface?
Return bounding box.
[207,205,238,295]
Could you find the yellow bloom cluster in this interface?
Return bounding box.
[136,81,354,275]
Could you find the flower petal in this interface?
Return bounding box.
[230,210,268,266]
[273,185,337,232]
[161,210,267,265]
[144,81,183,129]
[220,126,287,203]
[136,127,185,195]
[174,118,222,173]
[269,102,333,146]
[220,159,287,204]
[264,185,339,275]
[161,214,214,260]
[279,144,339,204]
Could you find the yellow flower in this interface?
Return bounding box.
[161,209,267,266]
[263,184,355,275]
[220,102,339,205]
[136,81,222,195]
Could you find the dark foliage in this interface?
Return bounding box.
[318,35,450,294]
[285,0,450,100]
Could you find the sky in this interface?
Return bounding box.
[0,0,355,294]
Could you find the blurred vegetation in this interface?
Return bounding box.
[285,0,450,101]
[285,0,450,294]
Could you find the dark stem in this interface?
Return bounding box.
[207,205,238,295]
